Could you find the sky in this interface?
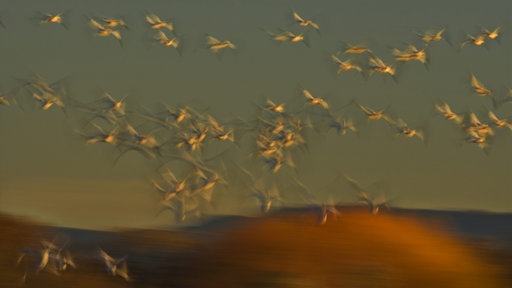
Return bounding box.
[0,0,511,230]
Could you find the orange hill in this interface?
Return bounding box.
[186,208,507,288]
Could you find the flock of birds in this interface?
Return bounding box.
[17,237,130,283]
[0,7,510,284]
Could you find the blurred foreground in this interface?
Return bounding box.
[1,208,511,287]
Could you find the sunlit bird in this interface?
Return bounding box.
[482,26,500,40]
[488,111,512,130]
[327,114,358,136]
[265,99,286,114]
[470,73,492,97]
[343,44,372,54]
[293,177,340,225]
[32,91,65,111]
[344,175,390,215]
[98,248,131,282]
[0,89,18,107]
[331,55,363,75]
[124,123,162,151]
[39,12,66,27]
[159,194,202,222]
[17,238,67,277]
[302,88,329,110]
[292,10,319,31]
[434,101,464,125]
[77,122,122,146]
[460,33,486,48]
[145,13,174,31]
[206,35,235,53]
[88,17,123,45]
[102,17,128,29]
[368,57,395,77]
[465,112,494,137]
[23,74,64,96]
[266,30,305,44]
[0,95,10,106]
[357,103,393,123]
[152,172,188,202]
[417,27,446,43]
[392,118,425,142]
[392,44,427,64]
[51,250,76,272]
[154,30,180,49]
[464,131,491,154]
[101,92,127,116]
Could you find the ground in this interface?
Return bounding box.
[0,208,510,287]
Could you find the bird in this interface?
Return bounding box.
[464,131,491,154]
[488,111,512,130]
[331,55,364,75]
[154,30,180,50]
[292,10,320,32]
[417,27,446,44]
[152,170,188,202]
[101,17,128,29]
[0,95,10,106]
[470,73,492,97]
[325,114,358,136]
[357,103,393,123]
[481,26,500,40]
[206,35,236,53]
[266,30,306,44]
[38,11,68,28]
[88,17,123,46]
[464,112,494,137]
[434,101,464,125]
[145,13,174,31]
[392,44,428,64]
[98,248,131,282]
[343,175,390,215]
[302,88,329,111]
[76,122,122,146]
[368,57,396,78]
[460,33,486,48]
[293,176,341,225]
[31,91,65,112]
[264,99,286,114]
[392,118,425,142]
[343,43,372,54]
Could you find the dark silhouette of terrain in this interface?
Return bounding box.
[1,207,511,287]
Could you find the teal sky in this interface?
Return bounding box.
[0,0,511,230]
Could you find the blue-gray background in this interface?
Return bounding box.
[0,0,511,229]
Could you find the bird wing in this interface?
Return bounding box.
[292,11,305,22]
[302,89,314,100]
[206,35,220,45]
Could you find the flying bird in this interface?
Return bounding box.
[292,10,320,32]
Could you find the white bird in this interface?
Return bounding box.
[434,101,464,125]
[344,175,390,215]
[292,10,320,31]
[206,35,235,53]
[470,73,492,97]
[331,55,364,75]
[145,13,174,31]
[98,248,131,282]
[417,27,446,44]
[292,176,341,225]
[88,17,123,46]
[302,88,329,110]
[368,57,395,77]
[239,166,284,213]
[154,30,180,50]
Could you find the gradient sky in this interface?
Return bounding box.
[0,0,511,230]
